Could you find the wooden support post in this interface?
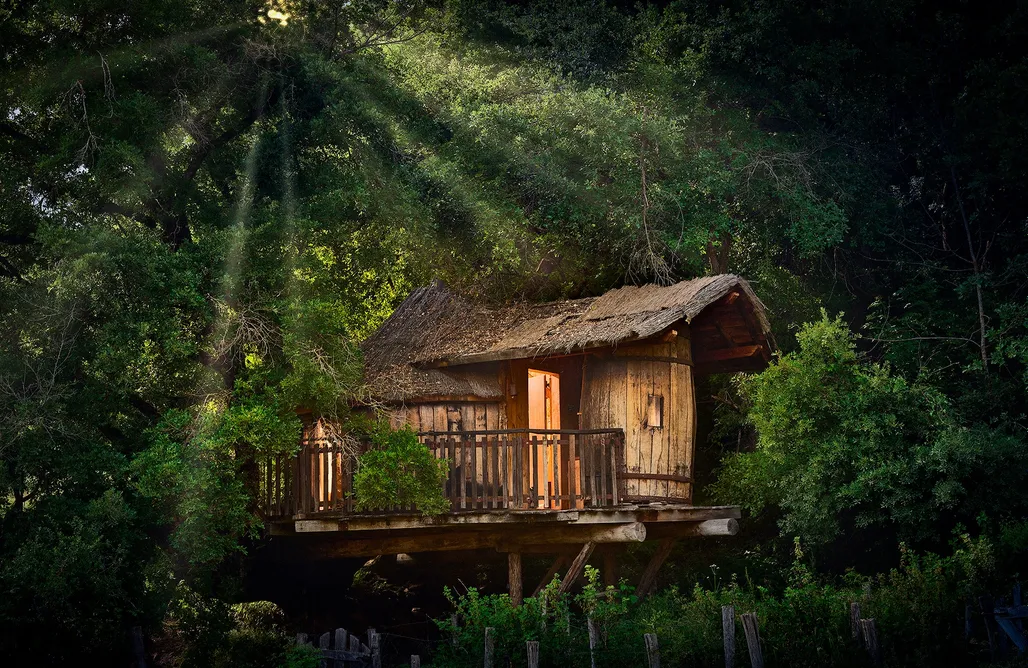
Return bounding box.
[558,541,597,594]
[368,629,381,668]
[849,602,862,645]
[348,633,362,654]
[533,555,569,597]
[296,633,309,645]
[636,539,676,598]
[411,656,421,668]
[509,552,523,606]
[451,614,460,648]
[319,632,330,649]
[587,616,599,668]
[644,633,660,668]
[741,613,764,668]
[484,627,495,668]
[722,605,735,668]
[603,547,620,588]
[527,640,540,668]
[860,619,881,665]
[334,628,348,652]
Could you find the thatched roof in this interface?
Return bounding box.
[362,274,771,401]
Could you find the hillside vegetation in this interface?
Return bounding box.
[1,0,1026,664]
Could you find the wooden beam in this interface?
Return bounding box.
[636,539,676,598]
[558,541,597,594]
[645,518,739,540]
[496,522,646,551]
[694,344,763,364]
[307,522,646,559]
[532,555,569,597]
[508,552,523,607]
[279,505,742,534]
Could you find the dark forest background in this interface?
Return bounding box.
[2,0,1027,665]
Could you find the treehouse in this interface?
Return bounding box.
[265,274,773,600]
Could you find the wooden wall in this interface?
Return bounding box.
[580,330,695,502]
[386,401,507,432]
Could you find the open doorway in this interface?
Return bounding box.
[528,369,560,430]
[528,370,560,508]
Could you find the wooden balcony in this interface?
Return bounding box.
[262,429,627,521]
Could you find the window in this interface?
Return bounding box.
[646,394,664,429]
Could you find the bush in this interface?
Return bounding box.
[430,538,1004,667]
[353,425,449,515]
[154,586,318,668]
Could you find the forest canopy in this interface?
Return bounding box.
[1,0,1027,663]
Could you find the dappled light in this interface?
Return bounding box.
[1,1,1027,666]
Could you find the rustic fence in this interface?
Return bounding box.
[263,429,626,520]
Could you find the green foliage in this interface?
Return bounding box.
[433,537,1000,667]
[158,585,318,668]
[2,0,1028,662]
[353,425,449,515]
[714,314,1028,546]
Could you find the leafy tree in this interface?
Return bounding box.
[715,314,1028,547]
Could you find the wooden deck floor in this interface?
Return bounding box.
[268,503,740,559]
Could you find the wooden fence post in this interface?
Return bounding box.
[741,613,764,668]
[860,618,882,666]
[587,615,600,668]
[296,633,309,645]
[348,633,362,654]
[722,605,735,668]
[860,618,882,664]
[411,655,421,668]
[850,602,862,646]
[484,627,495,668]
[451,614,460,648]
[368,628,382,668]
[644,633,660,668]
[334,628,348,652]
[527,640,540,668]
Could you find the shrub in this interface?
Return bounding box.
[353,425,449,515]
[430,538,1004,667]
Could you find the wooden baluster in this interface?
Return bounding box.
[322,441,329,513]
[472,433,480,509]
[569,432,578,509]
[531,434,540,509]
[447,436,457,510]
[493,433,501,507]
[552,436,559,509]
[333,441,343,511]
[500,434,509,509]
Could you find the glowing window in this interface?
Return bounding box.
[646,394,664,429]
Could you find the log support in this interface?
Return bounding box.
[533,555,569,598]
[558,541,596,594]
[636,538,676,598]
[508,552,523,606]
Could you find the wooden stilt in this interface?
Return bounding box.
[558,541,596,594]
[532,555,569,598]
[635,539,676,598]
[602,546,620,588]
[509,552,523,606]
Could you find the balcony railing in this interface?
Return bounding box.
[262,429,626,520]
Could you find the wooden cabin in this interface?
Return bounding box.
[265,274,772,600]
